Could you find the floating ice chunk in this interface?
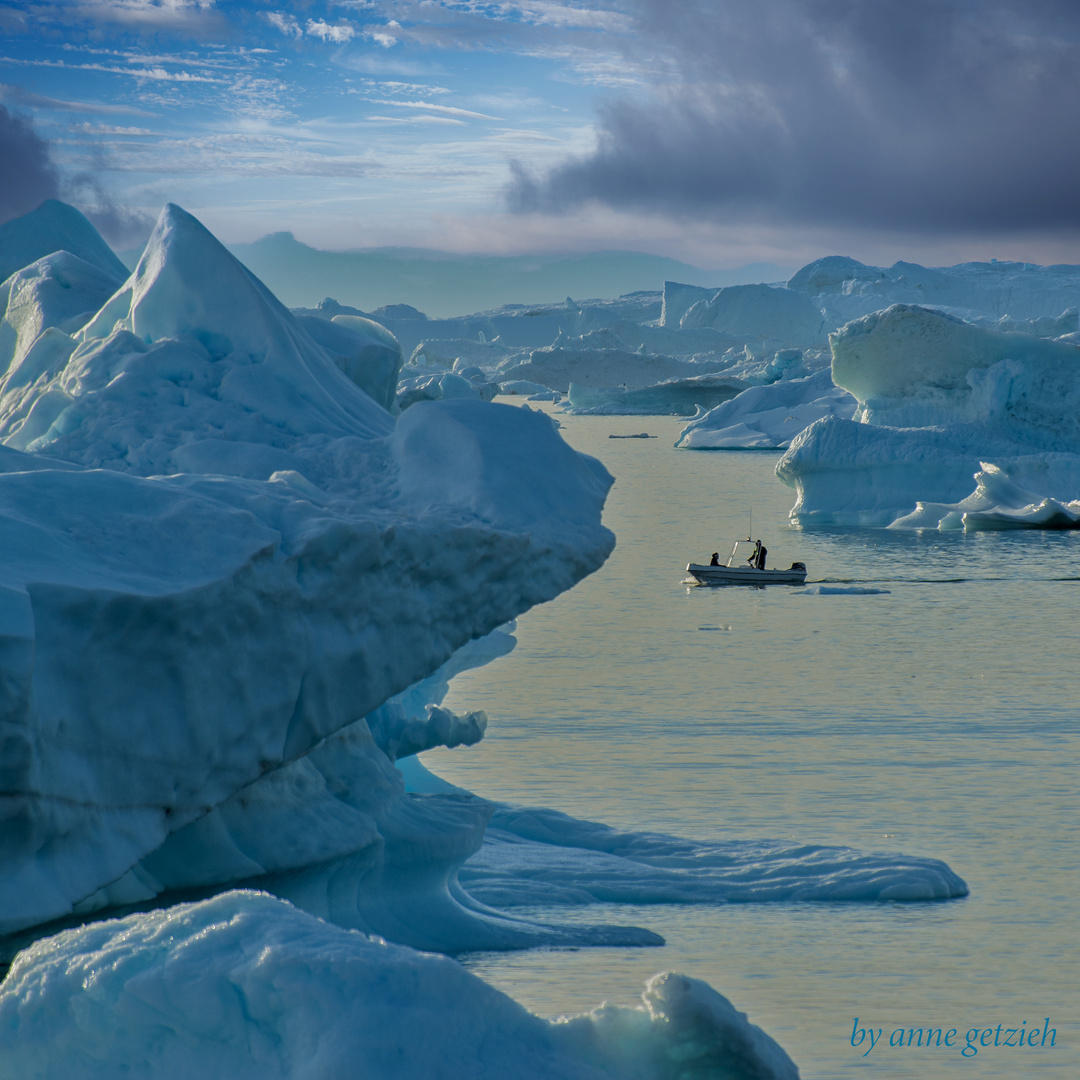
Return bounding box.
[0,199,128,283]
[796,585,891,595]
[0,892,799,1080]
[891,462,1080,531]
[460,805,968,906]
[676,369,856,449]
[396,370,497,409]
[499,378,551,395]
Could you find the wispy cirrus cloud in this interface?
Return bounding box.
[368,99,501,121]
[0,82,157,115]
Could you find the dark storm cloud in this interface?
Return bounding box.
[508,0,1080,233]
[0,104,152,246]
[0,105,61,223]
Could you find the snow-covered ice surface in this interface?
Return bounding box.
[0,891,799,1080]
[778,304,1080,526]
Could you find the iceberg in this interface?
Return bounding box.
[460,804,966,906]
[676,368,856,449]
[778,305,1080,526]
[0,891,800,1080]
[0,201,617,942]
[499,345,715,394]
[565,372,746,416]
[679,283,826,350]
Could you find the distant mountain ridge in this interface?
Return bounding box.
[117,232,790,319]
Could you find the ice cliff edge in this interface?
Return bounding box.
[0,201,615,942]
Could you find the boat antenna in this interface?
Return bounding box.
[748,506,752,541]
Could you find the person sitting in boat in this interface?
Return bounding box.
[709,552,720,566]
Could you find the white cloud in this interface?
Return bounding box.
[369,99,501,120]
[265,12,303,38]
[366,114,466,125]
[305,19,357,43]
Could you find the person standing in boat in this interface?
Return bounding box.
[756,543,767,569]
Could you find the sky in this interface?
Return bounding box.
[2,0,1080,269]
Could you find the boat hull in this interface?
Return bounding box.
[687,563,807,586]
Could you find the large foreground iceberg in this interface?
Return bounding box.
[778,305,1080,526]
[0,891,799,1080]
[0,201,618,947]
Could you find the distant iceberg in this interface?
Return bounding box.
[565,372,746,416]
[778,304,1080,526]
[676,368,856,449]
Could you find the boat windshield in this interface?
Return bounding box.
[727,540,759,567]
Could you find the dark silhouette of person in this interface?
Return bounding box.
[756,544,768,570]
[709,552,720,566]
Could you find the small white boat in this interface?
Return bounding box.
[687,538,807,586]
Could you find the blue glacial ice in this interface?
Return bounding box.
[777,304,1080,527]
[0,891,799,1080]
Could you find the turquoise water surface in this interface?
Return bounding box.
[430,407,1079,1079]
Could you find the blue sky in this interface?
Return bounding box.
[2,1,1080,268]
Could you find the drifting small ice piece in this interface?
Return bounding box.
[676,368,856,449]
[0,892,800,1080]
[459,805,968,906]
[778,305,1080,525]
[891,462,1080,531]
[564,372,746,416]
[796,585,891,595]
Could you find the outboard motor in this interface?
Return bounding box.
[789,562,806,572]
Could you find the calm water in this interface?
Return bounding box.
[430,407,1079,1079]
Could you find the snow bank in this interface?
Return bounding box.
[676,369,856,449]
[459,805,967,906]
[0,892,800,1080]
[0,202,616,942]
[778,305,1080,525]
